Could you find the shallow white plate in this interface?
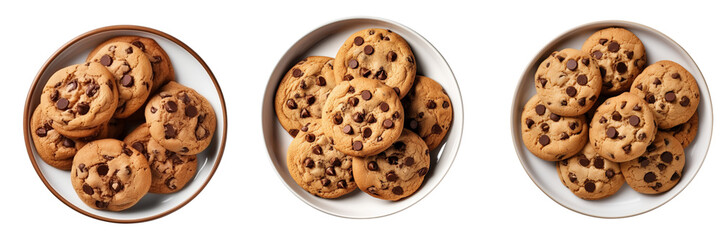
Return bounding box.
[23,25,227,223]
[512,20,712,218]
[262,17,463,218]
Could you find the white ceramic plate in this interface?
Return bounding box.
[512,20,712,218]
[23,25,227,223]
[262,17,463,218]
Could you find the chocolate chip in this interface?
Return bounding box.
[164,124,176,139]
[638,157,650,167]
[599,38,608,45]
[539,135,550,146]
[85,84,99,97]
[66,81,77,91]
[333,113,343,125]
[594,158,604,169]
[50,90,59,101]
[629,115,640,126]
[366,114,376,123]
[100,54,113,66]
[611,111,621,121]
[578,98,586,106]
[377,70,387,80]
[620,101,627,109]
[535,105,546,115]
[305,134,315,143]
[566,59,578,71]
[342,125,353,134]
[348,59,359,69]
[548,113,560,122]
[599,117,607,124]
[566,86,577,97]
[383,119,394,129]
[165,101,178,112]
[403,157,415,166]
[672,73,680,79]
[608,41,620,52]
[354,36,364,46]
[393,87,400,95]
[593,51,603,59]
[557,55,565,62]
[616,62,627,74]
[35,127,47,137]
[584,181,596,192]
[538,78,548,87]
[568,172,577,182]
[317,77,326,86]
[337,180,348,189]
[560,132,569,140]
[363,128,372,138]
[426,100,437,109]
[95,201,108,209]
[96,164,109,176]
[366,161,379,171]
[606,127,617,139]
[581,58,590,66]
[379,102,389,112]
[644,172,657,183]
[657,163,667,171]
[360,68,371,77]
[299,108,310,118]
[348,97,359,106]
[665,91,676,102]
[56,98,69,110]
[660,151,673,163]
[646,93,656,103]
[185,105,198,118]
[443,101,450,108]
[361,90,372,100]
[418,167,428,176]
[364,45,374,55]
[525,118,534,129]
[431,124,443,134]
[60,137,75,147]
[312,145,323,155]
[680,96,690,106]
[343,75,354,81]
[540,123,549,132]
[386,172,398,182]
[76,102,89,115]
[633,105,642,111]
[352,112,365,123]
[671,172,680,181]
[150,107,157,113]
[324,167,336,176]
[392,186,404,195]
[320,178,330,186]
[352,141,363,151]
[569,122,578,130]
[606,169,615,178]
[578,156,590,167]
[387,51,397,62]
[394,141,406,150]
[82,184,94,195]
[120,74,134,87]
[577,75,588,85]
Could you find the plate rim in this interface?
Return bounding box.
[22,25,228,223]
[510,20,714,218]
[261,16,464,219]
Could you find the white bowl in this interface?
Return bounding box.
[23,25,227,223]
[262,17,463,218]
[512,20,712,218]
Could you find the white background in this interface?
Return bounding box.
[2,0,719,238]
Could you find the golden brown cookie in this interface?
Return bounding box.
[556,143,624,200]
[535,48,602,116]
[581,27,647,95]
[621,132,685,194]
[590,93,657,162]
[521,95,587,161]
[403,76,453,150]
[30,107,85,170]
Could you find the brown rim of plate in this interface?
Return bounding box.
[23,25,228,223]
[511,20,712,219]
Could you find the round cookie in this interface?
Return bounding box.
[275,56,336,137]
[287,129,357,198]
[662,111,698,148]
[556,143,624,200]
[334,28,416,98]
[352,129,430,201]
[70,139,151,211]
[403,76,453,150]
[590,93,657,162]
[620,132,685,194]
[535,48,602,116]
[124,124,197,194]
[145,82,216,155]
[39,62,118,138]
[581,27,647,95]
[89,41,153,118]
[630,60,700,129]
[321,77,404,157]
[30,107,85,170]
[521,95,588,161]
[88,36,174,94]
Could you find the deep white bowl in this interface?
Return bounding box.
[262,17,464,218]
[23,25,227,223]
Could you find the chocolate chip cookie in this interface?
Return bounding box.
[620,132,685,194]
[31,107,85,170]
[39,62,118,138]
[334,28,416,98]
[590,93,657,162]
[662,111,698,148]
[70,139,151,211]
[556,143,624,200]
[535,48,602,116]
[581,27,647,95]
[275,56,337,137]
[287,128,357,198]
[352,129,430,201]
[403,76,452,150]
[89,42,153,118]
[521,95,588,161]
[321,77,404,157]
[630,60,700,129]
[145,82,216,155]
[124,124,197,194]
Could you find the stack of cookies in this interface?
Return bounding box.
[521,28,700,200]
[275,28,453,201]
[31,36,217,211]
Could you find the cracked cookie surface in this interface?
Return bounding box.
[590,93,657,162]
[89,42,153,118]
[275,56,336,137]
[581,27,647,95]
[31,107,86,170]
[630,60,700,129]
[145,82,216,155]
[287,128,357,198]
[124,124,197,194]
[621,132,685,194]
[556,143,624,200]
[403,75,452,150]
[521,95,587,161]
[40,63,118,138]
[352,129,430,201]
[334,28,416,98]
[70,139,151,211]
[535,48,602,116]
[321,77,403,157]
